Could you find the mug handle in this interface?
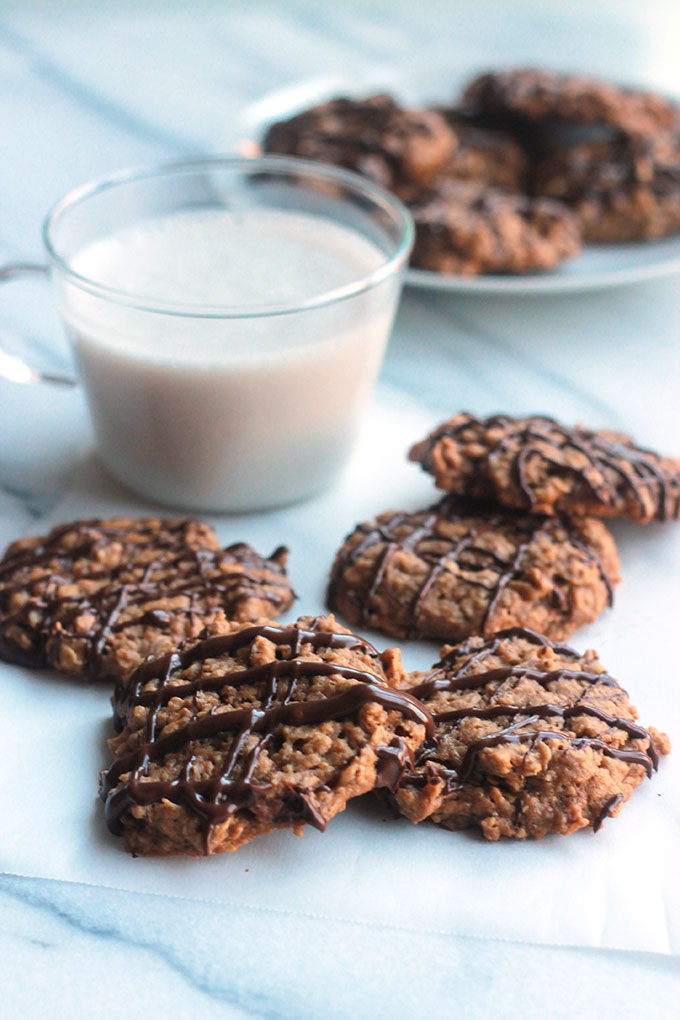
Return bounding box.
[0,262,78,387]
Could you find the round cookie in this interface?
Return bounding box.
[327,497,619,643]
[262,94,456,191]
[461,68,679,137]
[532,133,680,242]
[102,614,433,856]
[409,412,680,522]
[393,627,670,840]
[0,517,294,681]
[405,179,581,275]
[433,108,529,191]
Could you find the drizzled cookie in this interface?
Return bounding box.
[0,517,294,681]
[461,68,679,137]
[102,615,433,856]
[433,109,529,191]
[327,497,619,643]
[533,133,680,243]
[405,179,580,276]
[394,627,670,839]
[263,94,455,192]
[409,413,680,522]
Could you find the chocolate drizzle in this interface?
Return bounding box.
[593,792,624,832]
[402,627,659,828]
[102,621,434,851]
[0,519,293,680]
[113,623,380,727]
[327,497,613,639]
[414,413,680,522]
[454,709,656,780]
[410,625,618,699]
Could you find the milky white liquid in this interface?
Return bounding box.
[59,207,399,510]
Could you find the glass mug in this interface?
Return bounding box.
[0,156,413,512]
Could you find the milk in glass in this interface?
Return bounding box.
[59,207,397,510]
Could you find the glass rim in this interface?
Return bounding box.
[42,154,415,319]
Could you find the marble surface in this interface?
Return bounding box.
[1,1,680,1016]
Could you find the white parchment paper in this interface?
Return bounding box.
[1,389,678,954]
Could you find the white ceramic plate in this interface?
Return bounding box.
[235,65,680,295]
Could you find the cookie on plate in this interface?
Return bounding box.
[433,108,529,191]
[0,517,294,681]
[532,133,680,242]
[102,614,433,856]
[262,94,456,191]
[327,497,619,643]
[461,68,679,137]
[409,412,680,522]
[394,627,670,839]
[404,179,581,275]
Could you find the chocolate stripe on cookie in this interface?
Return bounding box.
[114,624,379,725]
[430,705,657,776]
[410,626,619,698]
[0,517,202,577]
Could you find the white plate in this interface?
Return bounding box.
[235,66,680,295]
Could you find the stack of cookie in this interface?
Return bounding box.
[262,68,680,274]
[327,412,678,839]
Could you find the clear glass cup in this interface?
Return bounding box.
[1,156,414,511]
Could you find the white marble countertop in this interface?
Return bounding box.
[1,2,680,1017]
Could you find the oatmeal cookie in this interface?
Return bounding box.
[461,68,679,137]
[433,108,529,191]
[533,133,680,242]
[393,627,670,839]
[327,497,619,643]
[262,94,455,191]
[405,179,580,275]
[0,517,294,681]
[101,614,433,855]
[409,413,680,522]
